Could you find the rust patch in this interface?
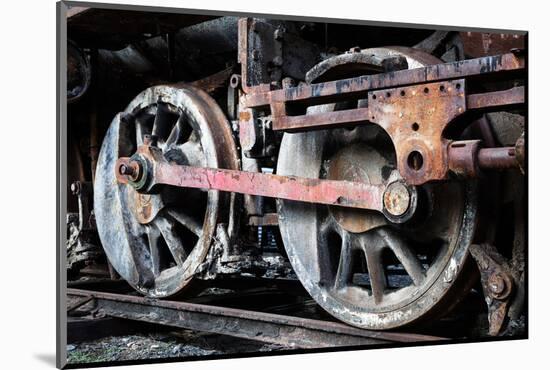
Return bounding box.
[367,79,466,185]
[460,32,525,57]
[239,111,252,121]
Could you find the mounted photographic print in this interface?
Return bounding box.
[57,1,527,368]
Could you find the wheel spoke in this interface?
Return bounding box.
[146,224,162,276]
[180,140,204,167]
[153,216,188,265]
[166,208,203,237]
[165,114,190,147]
[334,231,353,290]
[358,234,386,303]
[318,215,334,240]
[126,224,155,287]
[152,102,173,140]
[366,252,385,303]
[135,115,151,146]
[379,228,425,286]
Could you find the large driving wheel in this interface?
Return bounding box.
[94,85,239,297]
[277,47,479,329]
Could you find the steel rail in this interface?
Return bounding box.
[67,288,446,349]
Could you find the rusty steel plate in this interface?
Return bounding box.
[366,78,466,185]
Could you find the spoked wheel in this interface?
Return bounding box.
[94,85,239,297]
[277,47,479,330]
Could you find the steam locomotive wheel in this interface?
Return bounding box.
[94,85,239,297]
[277,48,479,330]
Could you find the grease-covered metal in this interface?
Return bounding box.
[78,14,526,336]
[469,244,516,336]
[68,288,445,348]
[117,146,386,211]
[276,48,480,330]
[94,84,239,298]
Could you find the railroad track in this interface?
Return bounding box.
[67,286,446,349]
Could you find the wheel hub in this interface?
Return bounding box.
[383,182,411,217]
[326,144,388,233]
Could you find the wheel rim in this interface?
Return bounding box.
[277,47,478,329]
[94,85,238,297]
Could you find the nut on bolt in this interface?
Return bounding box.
[70,181,81,195]
[487,272,512,300]
[118,161,140,182]
[383,181,411,217]
[229,74,242,89]
[119,163,135,176]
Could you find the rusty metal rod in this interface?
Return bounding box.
[466,86,524,110]
[274,108,371,132]
[478,147,518,170]
[271,88,524,133]
[154,162,386,211]
[242,53,524,109]
[448,141,522,176]
[116,157,385,211]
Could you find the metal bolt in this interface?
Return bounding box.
[70,181,81,195]
[383,182,411,216]
[488,273,508,298]
[119,163,136,177]
[229,74,242,89]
